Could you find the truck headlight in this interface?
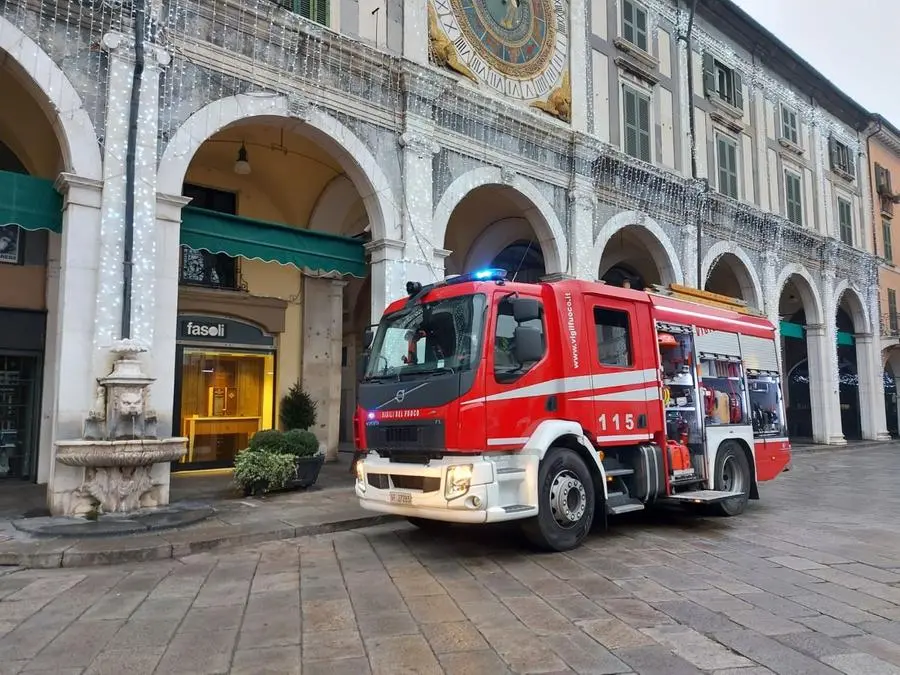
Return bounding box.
[355,459,366,492]
[445,464,473,500]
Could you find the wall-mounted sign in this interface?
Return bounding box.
[177,314,275,348]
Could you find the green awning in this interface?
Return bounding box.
[180,206,367,278]
[0,170,62,233]
[780,321,856,346]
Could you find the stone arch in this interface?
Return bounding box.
[592,211,684,285]
[701,242,763,308]
[775,263,823,325]
[432,167,567,275]
[157,92,400,241]
[833,280,871,335]
[309,174,369,237]
[0,16,102,180]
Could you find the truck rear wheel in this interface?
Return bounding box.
[711,441,751,517]
[522,447,595,552]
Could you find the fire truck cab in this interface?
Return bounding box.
[354,269,791,552]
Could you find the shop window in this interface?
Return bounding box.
[594,308,632,367]
[747,372,785,437]
[178,349,275,469]
[699,357,746,426]
[494,297,545,383]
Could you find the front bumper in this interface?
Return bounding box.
[355,452,538,524]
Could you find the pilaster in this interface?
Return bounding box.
[302,278,348,462]
[810,121,832,237]
[568,0,589,132]
[568,183,596,280]
[366,238,407,322]
[403,0,430,65]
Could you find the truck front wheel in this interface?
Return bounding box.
[522,447,595,552]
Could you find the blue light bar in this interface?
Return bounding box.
[447,268,508,285]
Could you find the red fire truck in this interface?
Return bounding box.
[353,268,791,551]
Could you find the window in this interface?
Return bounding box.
[781,105,798,145]
[594,308,632,367]
[884,219,893,262]
[293,0,329,24]
[180,184,239,289]
[494,296,545,383]
[622,0,648,52]
[828,137,855,177]
[703,54,743,111]
[700,357,746,426]
[889,289,898,333]
[838,197,853,245]
[716,134,739,199]
[622,85,651,162]
[784,170,803,225]
[747,373,785,437]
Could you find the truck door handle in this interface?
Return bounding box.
[546,396,558,412]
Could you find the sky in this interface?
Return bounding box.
[730,0,900,127]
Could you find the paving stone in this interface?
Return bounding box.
[230,646,301,674]
[356,611,419,639]
[614,577,681,603]
[652,599,742,633]
[769,556,827,571]
[365,634,443,675]
[640,624,753,670]
[439,649,513,675]
[23,619,122,670]
[833,563,900,585]
[109,618,178,648]
[301,656,372,675]
[83,647,164,675]
[421,621,488,653]
[821,652,900,674]
[775,631,859,659]
[576,617,657,651]
[859,620,900,645]
[713,628,842,675]
[796,614,865,638]
[502,596,573,634]
[301,599,356,632]
[613,644,705,675]
[152,627,237,674]
[302,629,365,662]
[404,593,465,624]
[843,635,900,668]
[685,588,756,613]
[543,631,631,674]
[724,608,806,635]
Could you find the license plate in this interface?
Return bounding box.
[389,492,412,505]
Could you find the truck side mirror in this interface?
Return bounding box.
[363,328,374,349]
[357,351,370,381]
[511,297,541,323]
[513,326,544,364]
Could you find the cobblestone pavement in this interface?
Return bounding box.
[1,444,900,674]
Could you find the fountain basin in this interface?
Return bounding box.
[55,438,188,467]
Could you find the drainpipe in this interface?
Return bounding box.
[677,0,701,287]
[121,0,147,340]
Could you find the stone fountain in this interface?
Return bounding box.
[52,340,188,516]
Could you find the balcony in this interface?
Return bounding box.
[882,313,900,344]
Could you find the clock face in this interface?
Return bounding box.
[432,0,569,102]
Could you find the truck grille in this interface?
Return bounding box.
[365,420,446,463]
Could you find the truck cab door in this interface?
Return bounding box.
[481,291,552,450]
[582,296,654,447]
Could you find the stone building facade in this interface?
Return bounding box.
[0,0,888,510]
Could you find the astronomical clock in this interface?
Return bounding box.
[428,0,571,123]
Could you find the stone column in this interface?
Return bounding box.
[302,277,346,461]
[805,324,844,444]
[568,183,596,280]
[568,0,589,132]
[855,332,892,441]
[399,126,442,285]
[42,175,104,495]
[367,238,407,323]
[403,0,429,65]
[153,193,192,438]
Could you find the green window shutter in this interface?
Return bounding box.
[828,137,837,171]
[294,0,311,17]
[846,147,856,177]
[638,94,651,161]
[890,289,898,332]
[884,219,893,262]
[732,70,743,111]
[635,5,648,51]
[622,1,634,44]
[702,53,716,96]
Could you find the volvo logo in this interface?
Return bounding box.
[395,389,406,402]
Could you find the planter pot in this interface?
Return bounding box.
[288,454,324,489]
[243,480,268,497]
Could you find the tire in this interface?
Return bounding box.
[406,517,451,531]
[711,441,751,517]
[522,447,595,552]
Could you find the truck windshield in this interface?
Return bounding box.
[364,293,487,380]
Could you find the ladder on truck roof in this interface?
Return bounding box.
[648,283,767,318]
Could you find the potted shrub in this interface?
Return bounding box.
[233,444,296,497]
[280,382,317,431]
[281,429,325,489]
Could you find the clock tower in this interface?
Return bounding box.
[428,0,571,122]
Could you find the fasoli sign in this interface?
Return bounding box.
[183,320,226,338]
[177,315,275,348]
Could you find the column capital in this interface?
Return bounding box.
[156,192,191,223]
[399,131,440,159]
[54,173,104,209]
[365,238,405,264]
[101,32,171,67]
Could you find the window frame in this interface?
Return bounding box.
[621,0,649,53]
[593,307,635,369]
[716,133,739,199]
[889,289,898,333]
[622,83,652,162]
[784,168,803,226]
[492,294,547,384]
[780,104,799,145]
[883,218,893,262]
